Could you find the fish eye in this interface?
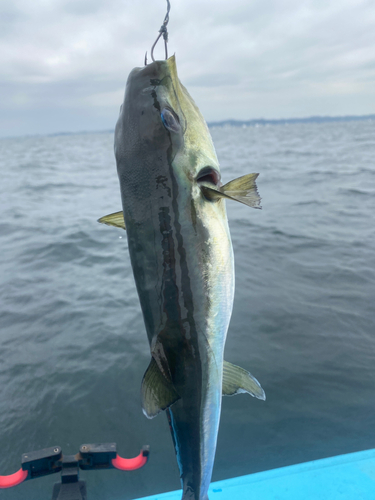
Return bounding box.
[161,108,180,133]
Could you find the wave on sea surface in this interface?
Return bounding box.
[0,120,374,499]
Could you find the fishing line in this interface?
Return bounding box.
[147,0,171,64]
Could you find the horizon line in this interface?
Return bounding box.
[1,113,374,140]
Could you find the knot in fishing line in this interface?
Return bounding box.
[159,24,169,42]
[149,0,171,63]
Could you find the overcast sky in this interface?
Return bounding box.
[1,0,375,137]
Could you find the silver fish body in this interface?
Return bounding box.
[113,55,263,500]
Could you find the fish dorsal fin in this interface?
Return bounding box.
[141,357,180,419]
[98,211,126,229]
[222,360,266,400]
[200,173,261,209]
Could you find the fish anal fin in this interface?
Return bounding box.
[141,357,180,419]
[98,211,126,229]
[200,173,261,209]
[222,360,266,400]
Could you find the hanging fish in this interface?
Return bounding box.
[99,4,265,499]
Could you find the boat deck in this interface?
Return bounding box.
[135,449,375,499]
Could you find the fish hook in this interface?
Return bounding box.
[150,0,171,63]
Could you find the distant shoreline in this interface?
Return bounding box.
[207,114,375,128]
[51,113,375,135]
[1,114,374,140]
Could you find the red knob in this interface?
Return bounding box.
[0,468,28,488]
[112,450,148,471]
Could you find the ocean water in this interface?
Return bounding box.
[0,120,374,499]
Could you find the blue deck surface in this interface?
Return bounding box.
[134,449,375,500]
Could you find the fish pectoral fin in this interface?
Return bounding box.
[222,360,266,400]
[200,173,261,209]
[98,211,126,229]
[141,357,180,419]
[222,173,261,208]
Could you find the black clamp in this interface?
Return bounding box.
[0,443,149,499]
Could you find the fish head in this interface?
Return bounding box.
[115,55,183,163]
[115,55,222,198]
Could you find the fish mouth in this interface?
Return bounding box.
[196,167,221,188]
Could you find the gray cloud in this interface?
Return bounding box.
[0,0,374,136]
